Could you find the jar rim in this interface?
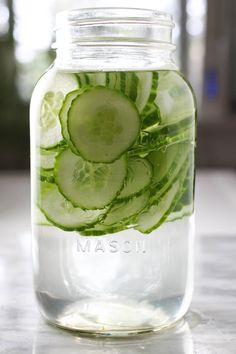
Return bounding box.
[56,7,175,29]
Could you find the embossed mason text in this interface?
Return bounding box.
[77,239,146,254]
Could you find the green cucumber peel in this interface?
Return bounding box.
[102,191,150,226]
[117,157,153,200]
[38,182,107,231]
[130,116,194,157]
[79,224,126,236]
[135,158,189,234]
[55,149,128,210]
[67,86,141,163]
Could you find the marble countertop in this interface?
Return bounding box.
[0,170,236,354]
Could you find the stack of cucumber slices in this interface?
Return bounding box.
[37,70,196,235]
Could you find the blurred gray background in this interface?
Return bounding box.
[0,0,235,169]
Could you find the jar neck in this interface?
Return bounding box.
[54,8,177,72]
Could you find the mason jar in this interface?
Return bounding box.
[30,8,196,336]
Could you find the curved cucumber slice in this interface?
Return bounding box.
[68,86,140,163]
[76,73,89,88]
[155,71,196,124]
[103,191,150,226]
[124,73,138,101]
[39,183,106,231]
[80,224,126,236]
[59,89,82,153]
[135,179,181,234]
[150,142,190,202]
[106,73,118,89]
[40,149,58,170]
[39,168,55,183]
[135,72,158,113]
[141,103,161,129]
[87,72,106,86]
[148,143,179,186]
[118,157,153,199]
[131,115,194,157]
[34,206,52,226]
[39,72,79,149]
[55,149,127,210]
[167,204,193,223]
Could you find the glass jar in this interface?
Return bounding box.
[30,8,196,336]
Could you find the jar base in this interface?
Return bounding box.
[37,293,190,337]
[46,315,185,338]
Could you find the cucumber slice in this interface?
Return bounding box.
[39,168,55,183]
[155,71,196,125]
[135,154,190,234]
[80,224,126,236]
[39,72,79,149]
[40,149,58,170]
[59,89,81,153]
[105,73,118,89]
[135,72,158,113]
[167,204,194,223]
[150,142,191,201]
[68,86,141,163]
[118,157,153,199]
[55,149,127,210]
[34,206,52,226]
[76,73,89,87]
[147,144,179,186]
[103,191,150,226]
[131,115,194,157]
[124,73,138,101]
[107,72,138,101]
[141,103,161,129]
[87,72,106,86]
[135,179,182,234]
[114,72,126,93]
[168,150,195,218]
[39,183,106,231]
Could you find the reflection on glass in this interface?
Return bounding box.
[33,320,193,354]
[0,0,9,37]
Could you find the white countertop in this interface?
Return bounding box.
[0,170,236,353]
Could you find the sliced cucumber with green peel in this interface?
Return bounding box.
[135,72,158,113]
[39,72,79,149]
[105,73,118,89]
[39,183,106,231]
[141,103,161,129]
[87,72,106,86]
[80,224,126,236]
[135,179,182,234]
[39,168,55,183]
[59,89,81,153]
[155,71,196,125]
[34,206,52,226]
[40,149,58,170]
[67,86,141,163]
[115,72,126,93]
[124,73,138,101]
[76,73,89,87]
[135,159,189,234]
[147,143,179,186]
[103,191,150,226]
[55,149,127,210]
[118,157,153,199]
[131,115,194,157]
[167,204,194,223]
[149,142,191,201]
[35,69,196,235]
